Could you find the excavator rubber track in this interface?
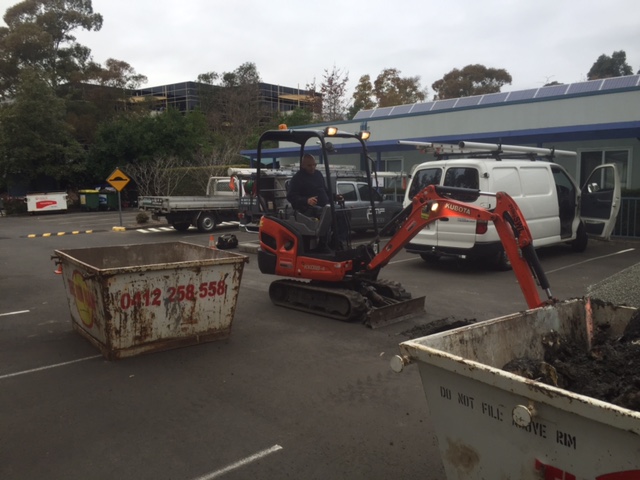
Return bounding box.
[268,279,425,329]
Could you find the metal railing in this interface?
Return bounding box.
[613,197,640,238]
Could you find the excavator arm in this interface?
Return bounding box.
[365,185,553,310]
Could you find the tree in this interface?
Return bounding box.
[0,69,85,186]
[0,0,103,97]
[90,58,147,90]
[197,62,267,165]
[126,154,191,197]
[88,108,210,182]
[431,64,512,100]
[348,74,376,119]
[373,68,426,107]
[302,77,322,118]
[320,65,349,121]
[62,58,148,147]
[587,50,633,80]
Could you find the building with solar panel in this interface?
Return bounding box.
[243,74,640,238]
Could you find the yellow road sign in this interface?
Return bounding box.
[107,168,130,192]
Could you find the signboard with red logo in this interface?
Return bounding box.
[26,192,68,213]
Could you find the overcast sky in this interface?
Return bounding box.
[2,0,639,99]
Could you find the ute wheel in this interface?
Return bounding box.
[571,222,588,252]
[172,222,190,232]
[197,213,216,233]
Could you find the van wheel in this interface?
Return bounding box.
[571,222,588,252]
[172,222,190,232]
[197,214,217,233]
[420,253,439,263]
[493,248,512,271]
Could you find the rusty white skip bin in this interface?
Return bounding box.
[394,298,640,480]
[54,242,248,360]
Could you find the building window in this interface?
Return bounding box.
[580,149,629,189]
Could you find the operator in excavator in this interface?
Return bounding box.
[287,153,349,250]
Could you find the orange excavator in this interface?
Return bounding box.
[254,126,553,328]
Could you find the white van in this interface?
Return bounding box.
[402,142,621,269]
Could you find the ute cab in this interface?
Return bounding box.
[402,141,621,269]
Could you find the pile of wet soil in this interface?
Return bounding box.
[503,308,640,412]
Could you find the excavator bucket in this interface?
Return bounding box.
[364,295,426,329]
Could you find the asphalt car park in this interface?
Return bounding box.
[1,209,639,479]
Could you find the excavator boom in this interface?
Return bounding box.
[366,185,552,309]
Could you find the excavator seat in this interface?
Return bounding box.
[289,205,332,238]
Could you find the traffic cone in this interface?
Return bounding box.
[54,263,63,275]
[209,235,216,249]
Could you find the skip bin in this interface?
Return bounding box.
[54,242,248,360]
[393,298,640,479]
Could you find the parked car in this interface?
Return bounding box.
[235,168,404,234]
[334,179,403,233]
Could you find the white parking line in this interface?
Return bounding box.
[0,355,102,381]
[545,248,636,274]
[192,444,283,480]
[0,310,30,317]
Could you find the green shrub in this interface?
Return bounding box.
[136,212,150,224]
[0,195,27,215]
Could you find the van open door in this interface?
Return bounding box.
[580,164,621,240]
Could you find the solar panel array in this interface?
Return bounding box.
[353,74,640,120]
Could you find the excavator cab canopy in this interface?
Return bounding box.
[254,126,376,238]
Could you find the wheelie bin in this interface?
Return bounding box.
[79,189,99,211]
[99,189,119,210]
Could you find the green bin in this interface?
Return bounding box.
[79,189,99,211]
[99,190,119,210]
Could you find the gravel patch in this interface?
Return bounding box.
[587,262,640,308]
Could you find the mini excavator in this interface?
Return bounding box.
[253,126,553,328]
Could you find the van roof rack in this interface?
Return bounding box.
[398,140,577,161]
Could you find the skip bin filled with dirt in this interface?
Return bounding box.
[393,298,640,479]
[54,242,248,360]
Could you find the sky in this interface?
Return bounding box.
[1,0,639,99]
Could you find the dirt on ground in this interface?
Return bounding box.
[503,308,640,412]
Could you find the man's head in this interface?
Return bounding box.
[301,154,317,174]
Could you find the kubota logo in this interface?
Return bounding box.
[67,270,97,328]
[445,203,471,215]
